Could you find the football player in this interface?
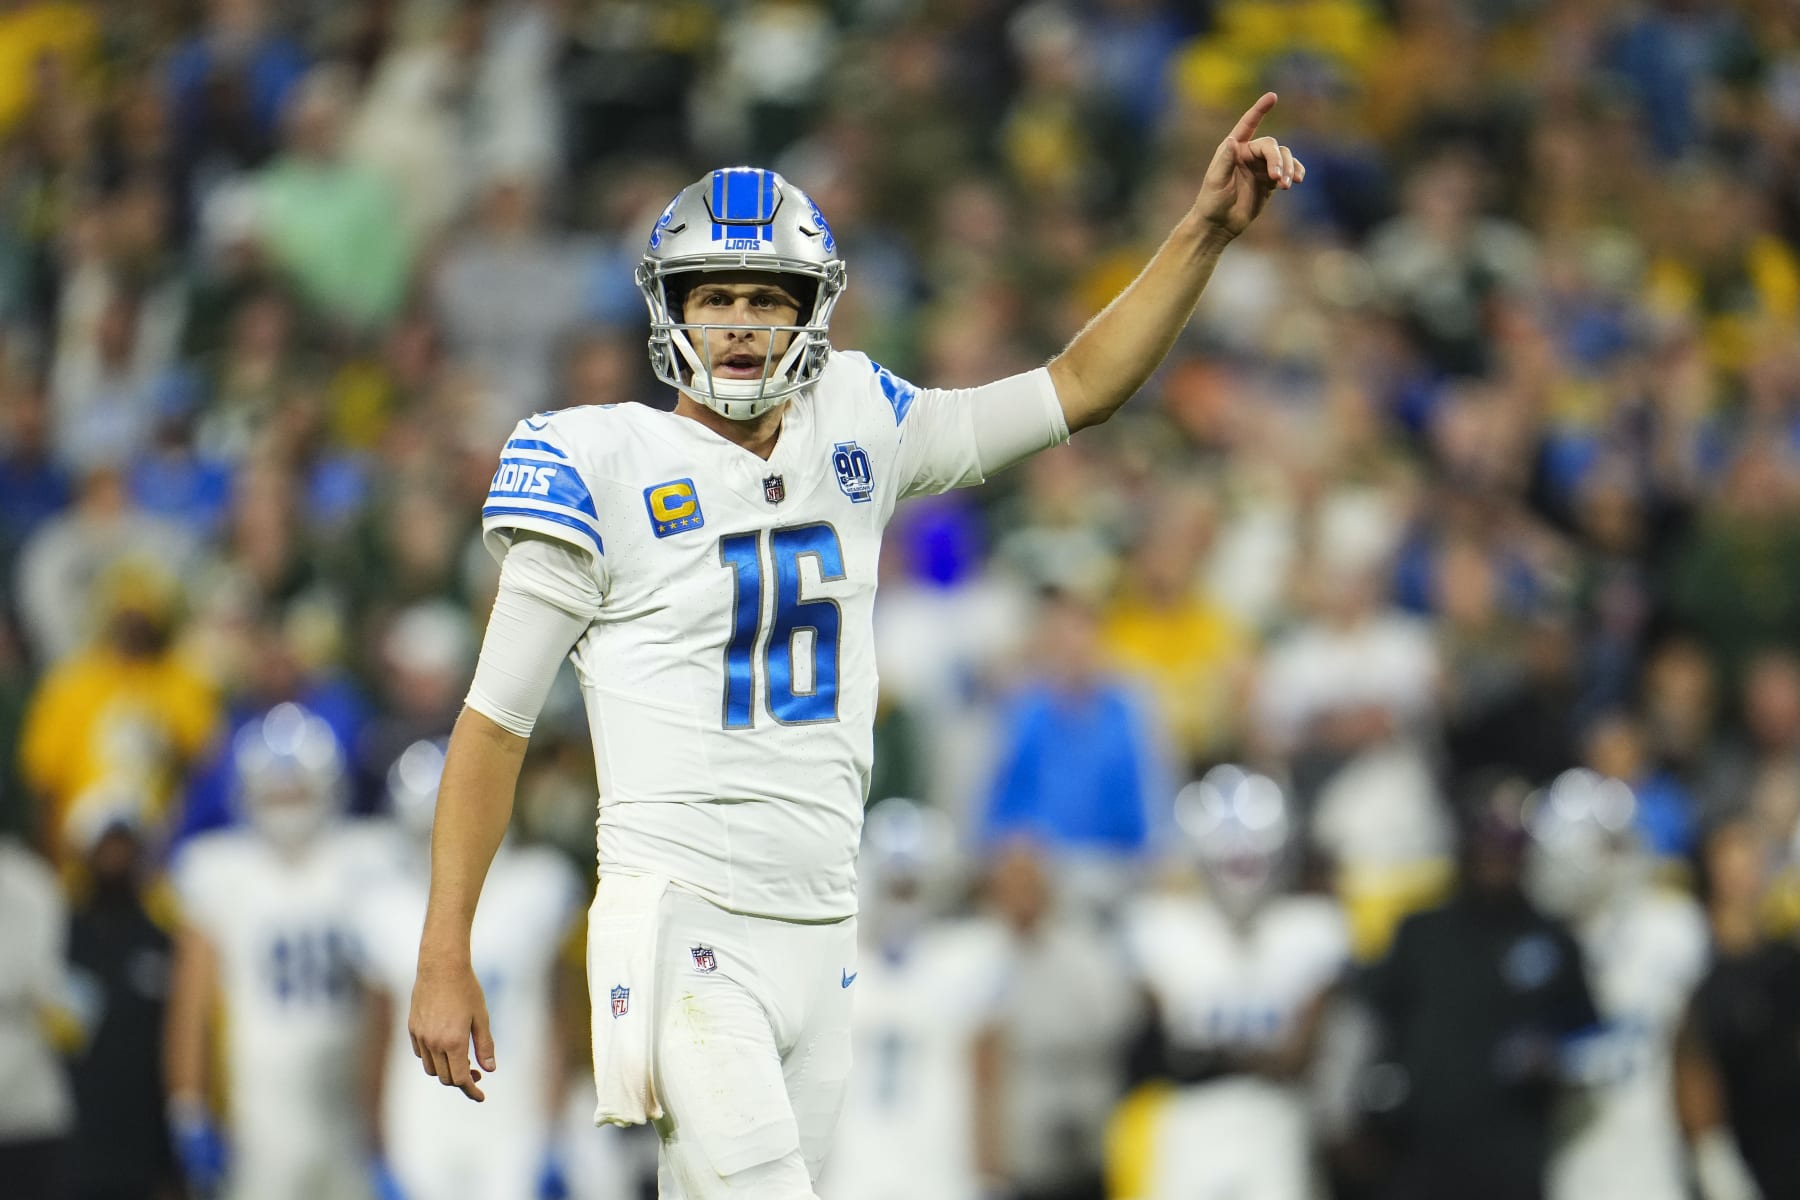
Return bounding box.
[409,95,1305,1199]
[1524,769,1712,1200]
[163,704,383,1200]
[1119,767,1350,1200]
[357,740,585,1200]
[820,799,1001,1200]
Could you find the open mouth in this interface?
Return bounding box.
[715,353,766,379]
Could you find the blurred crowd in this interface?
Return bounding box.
[6,0,1800,1198]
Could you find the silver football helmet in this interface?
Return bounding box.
[386,738,447,844]
[1524,768,1641,917]
[1176,766,1296,918]
[232,703,347,851]
[636,167,846,420]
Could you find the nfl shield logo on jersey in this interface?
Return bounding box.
[691,945,717,973]
[610,984,630,1018]
[763,474,786,505]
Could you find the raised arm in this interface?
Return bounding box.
[1049,92,1302,433]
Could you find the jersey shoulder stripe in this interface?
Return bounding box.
[864,356,919,426]
[503,437,569,459]
[481,503,604,554]
[488,457,599,517]
[482,412,609,566]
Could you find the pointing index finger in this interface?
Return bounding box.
[1229,92,1279,143]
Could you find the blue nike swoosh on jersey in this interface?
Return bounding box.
[841,969,857,988]
[524,416,549,430]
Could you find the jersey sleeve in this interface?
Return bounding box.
[481,415,610,589]
[855,357,1069,499]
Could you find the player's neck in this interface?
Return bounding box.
[673,395,787,460]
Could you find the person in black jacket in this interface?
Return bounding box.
[1361,775,1600,1200]
[1676,816,1800,1200]
[62,808,179,1200]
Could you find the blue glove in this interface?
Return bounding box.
[371,1157,408,1200]
[536,1148,570,1200]
[168,1099,228,1195]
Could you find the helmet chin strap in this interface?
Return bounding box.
[671,327,810,420]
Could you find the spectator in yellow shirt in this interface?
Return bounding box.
[0,0,99,136]
[1101,487,1254,769]
[19,562,218,857]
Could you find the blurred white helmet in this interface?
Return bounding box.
[386,738,447,843]
[636,167,846,420]
[1177,766,1296,918]
[859,799,963,948]
[862,798,961,898]
[232,703,347,851]
[1524,768,1641,918]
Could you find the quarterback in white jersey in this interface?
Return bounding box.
[1525,771,1711,1200]
[409,95,1306,1200]
[356,741,584,1200]
[1121,769,1349,1200]
[164,705,384,1200]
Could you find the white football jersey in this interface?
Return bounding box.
[822,919,1011,1200]
[481,351,1062,920]
[1549,890,1709,1200]
[1123,892,1349,1056]
[1122,892,1349,1200]
[355,839,584,1200]
[172,824,389,1148]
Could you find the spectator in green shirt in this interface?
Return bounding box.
[251,65,412,332]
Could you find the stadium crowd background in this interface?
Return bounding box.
[5,0,1800,1198]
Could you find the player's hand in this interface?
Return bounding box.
[408,950,495,1102]
[1193,92,1304,241]
[168,1095,228,1194]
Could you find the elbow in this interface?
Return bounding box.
[456,704,533,751]
[1048,355,1113,433]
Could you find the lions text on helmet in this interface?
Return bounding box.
[637,167,845,420]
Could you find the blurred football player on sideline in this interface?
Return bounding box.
[164,704,382,1200]
[821,799,1001,1200]
[1523,770,1714,1200]
[1117,768,1350,1200]
[357,740,584,1200]
[409,95,1305,1199]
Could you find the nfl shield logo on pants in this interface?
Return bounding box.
[691,945,717,973]
[763,474,786,505]
[610,984,630,1018]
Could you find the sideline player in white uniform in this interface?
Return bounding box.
[164,704,382,1200]
[820,800,1004,1200]
[357,741,585,1200]
[1120,768,1349,1200]
[408,95,1307,1200]
[1524,770,1712,1200]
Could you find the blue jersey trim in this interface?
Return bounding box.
[503,438,569,459]
[488,458,599,517]
[869,360,917,426]
[482,505,604,555]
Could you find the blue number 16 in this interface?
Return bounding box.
[719,523,845,727]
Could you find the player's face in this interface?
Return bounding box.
[681,277,802,381]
